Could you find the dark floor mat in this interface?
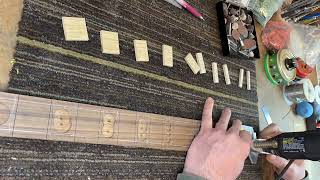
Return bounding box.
[5,0,261,179]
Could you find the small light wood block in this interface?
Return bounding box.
[212,62,219,83]
[62,17,89,41]
[222,64,231,85]
[185,53,200,74]
[196,53,206,74]
[162,45,173,67]
[247,70,251,90]
[239,69,244,88]
[100,30,120,55]
[134,40,149,62]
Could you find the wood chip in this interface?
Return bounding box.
[134,40,149,62]
[100,30,120,55]
[62,17,89,41]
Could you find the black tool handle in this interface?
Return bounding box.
[276,130,320,161]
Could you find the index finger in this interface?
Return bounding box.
[200,97,214,133]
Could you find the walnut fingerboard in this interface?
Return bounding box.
[0,92,200,151]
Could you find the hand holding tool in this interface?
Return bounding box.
[252,130,320,161]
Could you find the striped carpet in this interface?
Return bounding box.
[4,0,262,179]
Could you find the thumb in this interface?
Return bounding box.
[260,123,282,139]
[266,154,288,172]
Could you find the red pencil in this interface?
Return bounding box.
[175,0,204,20]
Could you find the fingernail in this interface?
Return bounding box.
[207,97,214,103]
[268,155,276,160]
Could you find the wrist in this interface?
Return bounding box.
[183,166,222,180]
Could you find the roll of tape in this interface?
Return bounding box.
[284,79,315,103]
[303,79,315,103]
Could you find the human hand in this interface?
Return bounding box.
[183,98,252,180]
[260,124,306,180]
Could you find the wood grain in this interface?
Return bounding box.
[0,91,199,151]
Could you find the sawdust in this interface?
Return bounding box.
[0,0,23,90]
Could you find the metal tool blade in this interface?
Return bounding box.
[261,106,273,125]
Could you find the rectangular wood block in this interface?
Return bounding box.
[62,17,89,41]
[222,64,231,85]
[162,45,173,67]
[100,30,120,55]
[239,69,244,88]
[212,62,219,83]
[247,71,251,90]
[185,53,200,74]
[134,40,149,62]
[196,53,206,74]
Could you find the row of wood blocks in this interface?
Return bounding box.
[212,63,251,90]
[62,17,251,90]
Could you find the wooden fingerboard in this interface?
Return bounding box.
[0,92,200,151]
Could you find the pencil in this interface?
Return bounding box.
[174,0,204,20]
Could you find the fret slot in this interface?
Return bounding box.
[163,119,173,149]
[168,117,200,151]
[13,95,50,140]
[136,112,151,148]
[117,110,137,146]
[148,114,165,150]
